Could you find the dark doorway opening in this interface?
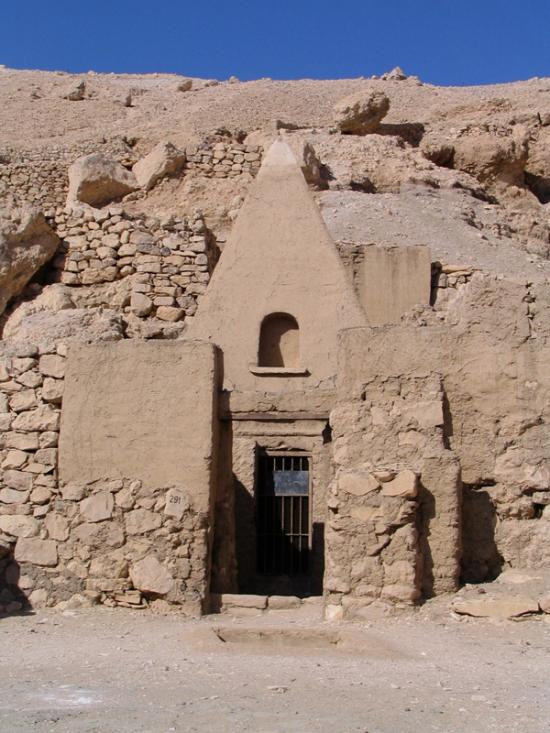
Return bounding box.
[256,453,310,577]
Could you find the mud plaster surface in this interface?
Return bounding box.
[1,603,549,733]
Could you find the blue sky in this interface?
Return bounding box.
[2,0,550,86]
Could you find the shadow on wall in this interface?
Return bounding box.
[461,484,503,583]
[0,551,33,616]
[378,122,425,147]
[418,483,435,598]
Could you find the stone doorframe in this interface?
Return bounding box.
[212,416,332,598]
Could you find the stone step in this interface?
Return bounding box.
[210,593,323,615]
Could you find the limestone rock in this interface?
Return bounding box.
[89,550,128,579]
[381,66,407,81]
[538,592,550,614]
[80,492,114,523]
[3,469,33,491]
[125,508,162,534]
[67,154,138,207]
[1,283,76,339]
[164,488,190,519]
[39,354,66,379]
[3,308,125,347]
[0,488,30,504]
[132,142,186,190]
[0,207,60,316]
[156,306,184,322]
[44,513,70,541]
[0,514,40,538]
[129,555,174,595]
[62,79,86,101]
[451,596,540,618]
[28,588,49,607]
[221,593,267,609]
[11,405,60,432]
[381,470,418,499]
[452,126,528,185]
[268,595,301,610]
[14,537,58,566]
[176,79,193,92]
[130,292,153,317]
[333,91,390,135]
[339,471,380,496]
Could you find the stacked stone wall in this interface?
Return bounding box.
[0,139,133,212]
[47,206,217,323]
[185,141,261,178]
[325,373,461,620]
[0,139,263,212]
[0,341,215,614]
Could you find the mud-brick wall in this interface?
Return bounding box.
[0,340,219,614]
[325,365,461,620]
[336,275,550,588]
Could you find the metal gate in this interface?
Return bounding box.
[256,453,310,575]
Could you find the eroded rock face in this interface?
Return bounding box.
[333,90,390,135]
[0,207,59,316]
[451,125,529,185]
[2,284,76,340]
[132,141,186,190]
[67,154,138,207]
[2,308,125,349]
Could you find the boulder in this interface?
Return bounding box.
[452,126,528,185]
[0,207,60,316]
[67,154,138,207]
[2,284,75,339]
[333,91,390,135]
[130,555,174,595]
[176,79,193,92]
[2,308,125,348]
[62,79,86,101]
[132,142,186,190]
[451,596,540,618]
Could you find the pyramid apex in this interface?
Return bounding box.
[260,139,299,171]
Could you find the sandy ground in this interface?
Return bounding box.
[1,602,550,733]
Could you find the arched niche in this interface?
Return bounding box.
[258,313,300,368]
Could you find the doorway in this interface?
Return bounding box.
[256,452,310,577]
